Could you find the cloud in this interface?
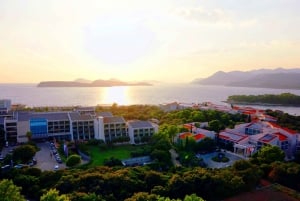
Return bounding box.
[174,7,232,25]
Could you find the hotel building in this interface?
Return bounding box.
[0,106,157,145]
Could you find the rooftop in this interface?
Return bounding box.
[258,134,277,143]
[219,131,248,143]
[194,133,206,141]
[17,112,69,121]
[179,132,193,139]
[103,116,125,124]
[98,111,113,117]
[127,120,154,129]
[179,132,206,141]
[69,112,94,121]
[273,132,288,141]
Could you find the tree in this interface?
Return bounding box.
[167,125,179,144]
[208,120,222,133]
[66,155,81,167]
[124,192,158,201]
[194,122,200,128]
[183,194,205,201]
[0,179,26,201]
[103,157,122,167]
[26,131,32,142]
[13,144,37,163]
[255,145,285,164]
[196,137,216,153]
[40,188,70,201]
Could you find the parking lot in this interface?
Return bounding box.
[35,142,66,171]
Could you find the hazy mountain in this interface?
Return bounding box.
[74,78,92,83]
[37,79,152,87]
[228,73,300,89]
[193,68,300,89]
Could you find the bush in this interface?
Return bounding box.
[78,144,89,155]
[212,155,230,163]
[87,139,105,146]
[66,155,81,167]
[103,157,122,167]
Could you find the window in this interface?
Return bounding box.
[30,118,47,136]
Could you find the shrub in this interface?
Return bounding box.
[66,155,81,167]
[87,139,105,146]
[103,157,122,167]
[212,155,230,163]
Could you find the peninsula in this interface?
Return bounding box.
[226,93,300,106]
[37,79,152,87]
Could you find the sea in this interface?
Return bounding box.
[1,83,300,115]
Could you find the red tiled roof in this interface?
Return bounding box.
[273,132,288,141]
[194,133,206,141]
[179,132,193,139]
[179,132,206,141]
[183,124,194,130]
[268,122,297,135]
[243,111,256,115]
[282,127,297,134]
[268,122,281,128]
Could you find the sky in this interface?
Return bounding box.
[0,0,300,83]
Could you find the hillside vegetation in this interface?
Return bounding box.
[227,93,300,106]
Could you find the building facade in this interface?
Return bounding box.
[127,120,158,144]
[0,108,158,145]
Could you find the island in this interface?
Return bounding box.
[226,93,300,106]
[37,79,152,87]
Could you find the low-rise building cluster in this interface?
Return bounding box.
[0,100,158,145]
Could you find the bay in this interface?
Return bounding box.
[1,83,300,115]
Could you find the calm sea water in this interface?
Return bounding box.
[1,83,300,115]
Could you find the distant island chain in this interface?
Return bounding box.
[37,79,152,87]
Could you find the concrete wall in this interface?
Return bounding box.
[17,121,30,143]
[94,117,104,141]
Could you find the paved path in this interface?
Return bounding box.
[169,149,182,167]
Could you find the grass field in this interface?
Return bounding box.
[88,145,139,166]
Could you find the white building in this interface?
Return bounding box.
[127,120,158,144]
[219,121,299,158]
[94,113,127,142]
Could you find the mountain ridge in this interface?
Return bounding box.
[193,68,300,89]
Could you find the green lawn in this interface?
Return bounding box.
[88,145,139,166]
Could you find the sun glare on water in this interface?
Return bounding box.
[101,86,129,105]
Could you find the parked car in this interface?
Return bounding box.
[1,164,11,172]
[14,164,28,169]
[54,164,59,170]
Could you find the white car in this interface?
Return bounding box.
[54,165,59,170]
